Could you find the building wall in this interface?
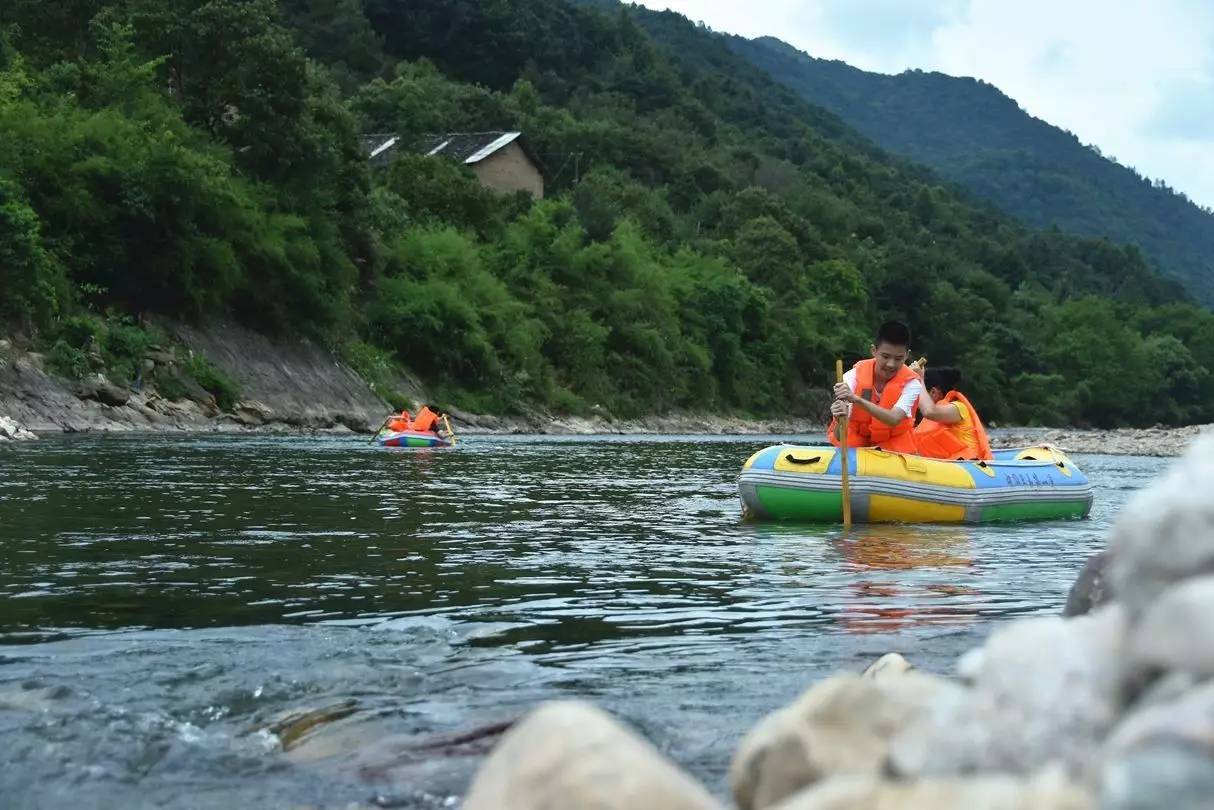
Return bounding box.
[471,142,545,198]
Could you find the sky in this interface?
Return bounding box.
[631,0,1214,209]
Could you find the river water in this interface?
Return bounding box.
[0,434,1165,809]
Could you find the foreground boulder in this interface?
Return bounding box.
[1108,435,1214,614]
[461,700,722,810]
[1100,680,1214,809]
[730,671,960,810]
[769,769,1092,810]
[889,606,1125,780]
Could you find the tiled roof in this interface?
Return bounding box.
[361,131,522,164]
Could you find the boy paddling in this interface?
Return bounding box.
[828,321,923,454]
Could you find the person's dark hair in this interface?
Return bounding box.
[874,320,911,348]
[925,366,962,394]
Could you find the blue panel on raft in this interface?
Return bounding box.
[960,459,1089,489]
[745,445,785,471]
[825,448,855,476]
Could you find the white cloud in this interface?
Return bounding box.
[631,0,1214,208]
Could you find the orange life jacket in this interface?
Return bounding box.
[913,390,993,461]
[828,359,919,454]
[411,406,439,434]
[387,410,411,432]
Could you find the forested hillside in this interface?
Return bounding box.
[1,0,1212,427]
[727,34,1214,306]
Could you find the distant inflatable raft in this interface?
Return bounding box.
[374,429,452,449]
[738,444,1093,524]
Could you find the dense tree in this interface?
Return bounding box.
[1,0,1211,426]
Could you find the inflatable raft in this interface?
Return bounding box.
[374,429,452,449]
[739,444,1092,524]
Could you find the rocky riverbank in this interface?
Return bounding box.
[0,322,394,436]
[991,425,1213,457]
[3,328,1211,451]
[422,433,1214,809]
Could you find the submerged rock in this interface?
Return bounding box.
[861,652,914,681]
[730,669,960,810]
[248,699,360,751]
[1065,551,1115,617]
[461,700,721,810]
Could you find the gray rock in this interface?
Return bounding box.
[1109,433,1214,614]
[890,607,1126,779]
[1104,680,1214,756]
[0,415,37,441]
[77,375,131,407]
[461,700,721,810]
[146,349,175,366]
[96,381,131,407]
[75,373,105,400]
[771,769,1093,810]
[1100,678,1214,808]
[1131,671,1203,711]
[731,671,961,810]
[1066,550,1115,617]
[232,400,275,426]
[336,412,375,434]
[1100,742,1214,810]
[1129,576,1214,677]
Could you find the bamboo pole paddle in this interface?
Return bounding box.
[836,358,852,529]
[368,414,393,445]
[442,414,458,447]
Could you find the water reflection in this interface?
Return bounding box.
[832,526,980,634]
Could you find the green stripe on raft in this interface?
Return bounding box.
[753,486,842,522]
[978,500,1092,523]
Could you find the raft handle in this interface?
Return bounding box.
[974,460,996,478]
[784,454,822,466]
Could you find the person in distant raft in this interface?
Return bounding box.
[828,321,923,454]
[410,405,444,435]
[913,367,993,461]
[386,409,412,433]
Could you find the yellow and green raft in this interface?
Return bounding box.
[739,444,1093,524]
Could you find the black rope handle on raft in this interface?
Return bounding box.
[784,454,822,465]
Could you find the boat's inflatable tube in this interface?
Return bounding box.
[739,444,1092,524]
[374,429,452,449]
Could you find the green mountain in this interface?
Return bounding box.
[1,0,1211,427]
[727,34,1214,305]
